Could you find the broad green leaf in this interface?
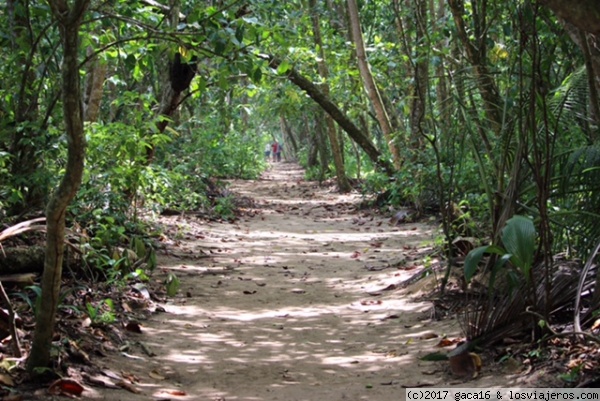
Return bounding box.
[489,253,513,291]
[166,273,180,297]
[464,244,505,283]
[277,60,292,75]
[501,215,536,280]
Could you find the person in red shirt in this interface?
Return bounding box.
[271,141,279,162]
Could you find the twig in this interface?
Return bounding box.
[0,281,21,357]
[574,240,600,333]
[525,307,600,345]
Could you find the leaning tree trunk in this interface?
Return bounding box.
[262,54,395,176]
[309,0,352,192]
[347,0,401,170]
[27,0,89,372]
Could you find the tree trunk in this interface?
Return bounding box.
[8,0,46,213]
[561,22,600,142]
[538,0,600,35]
[280,116,299,159]
[448,0,504,137]
[409,0,429,148]
[314,114,330,181]
[83,46,107,123]
[27,0,90,372]
[147,0,195,162]
[435,0,451,128]
[262,54,395,176]
[304,114,320,169]
[347,0,401,170]
[309,0,352,192]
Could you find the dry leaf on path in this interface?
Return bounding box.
[48,378,85,397]
[116,380,142,394]
[419,332,439,340]
[125,321,142,333]
[149,370,166,381]
[437,338,460,347]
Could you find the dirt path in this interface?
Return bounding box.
[87,162,531,401]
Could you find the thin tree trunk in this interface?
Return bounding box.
[314,114,330,181]
[280,116,299,159]
[83,46,107,122]
[147,0,196,162]
[27,0,89,372]
[309,0,352,192]
[410,0,429,147]
[347,0,401,170]
[304,114,320,169]
[435,0,451,128]
[262,54,395,176]
[8,1,46,213]
[448,0,503,137]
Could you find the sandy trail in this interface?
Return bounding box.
[86,162,527,401]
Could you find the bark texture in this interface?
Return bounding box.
[27,0,89,372]
[538,0,600,35]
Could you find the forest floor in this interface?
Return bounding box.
[48,162,559,400]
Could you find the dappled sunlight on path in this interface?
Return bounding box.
[91,162,524,401]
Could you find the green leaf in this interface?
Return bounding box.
[147,250,157,272]
[488,253,513,291]
[501,215,536,279]
[277,60,292,75]
[463,244,505,283]
[166,273,180,297]
[132,237,146,259]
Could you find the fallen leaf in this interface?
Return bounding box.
[149,370,166,381]
[436,338,459,347]
[419,332,439,340]
[166,390,187,396]
[125,321,142,333]
[360,300,382,306]
[0,373,14,387]
[117,380,142,394]
[48,378,84,397]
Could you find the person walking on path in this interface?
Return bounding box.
[271,141,279,162]
[264,143,271,160]
[276,142,283,162]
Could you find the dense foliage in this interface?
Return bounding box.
[1,0,600,372]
